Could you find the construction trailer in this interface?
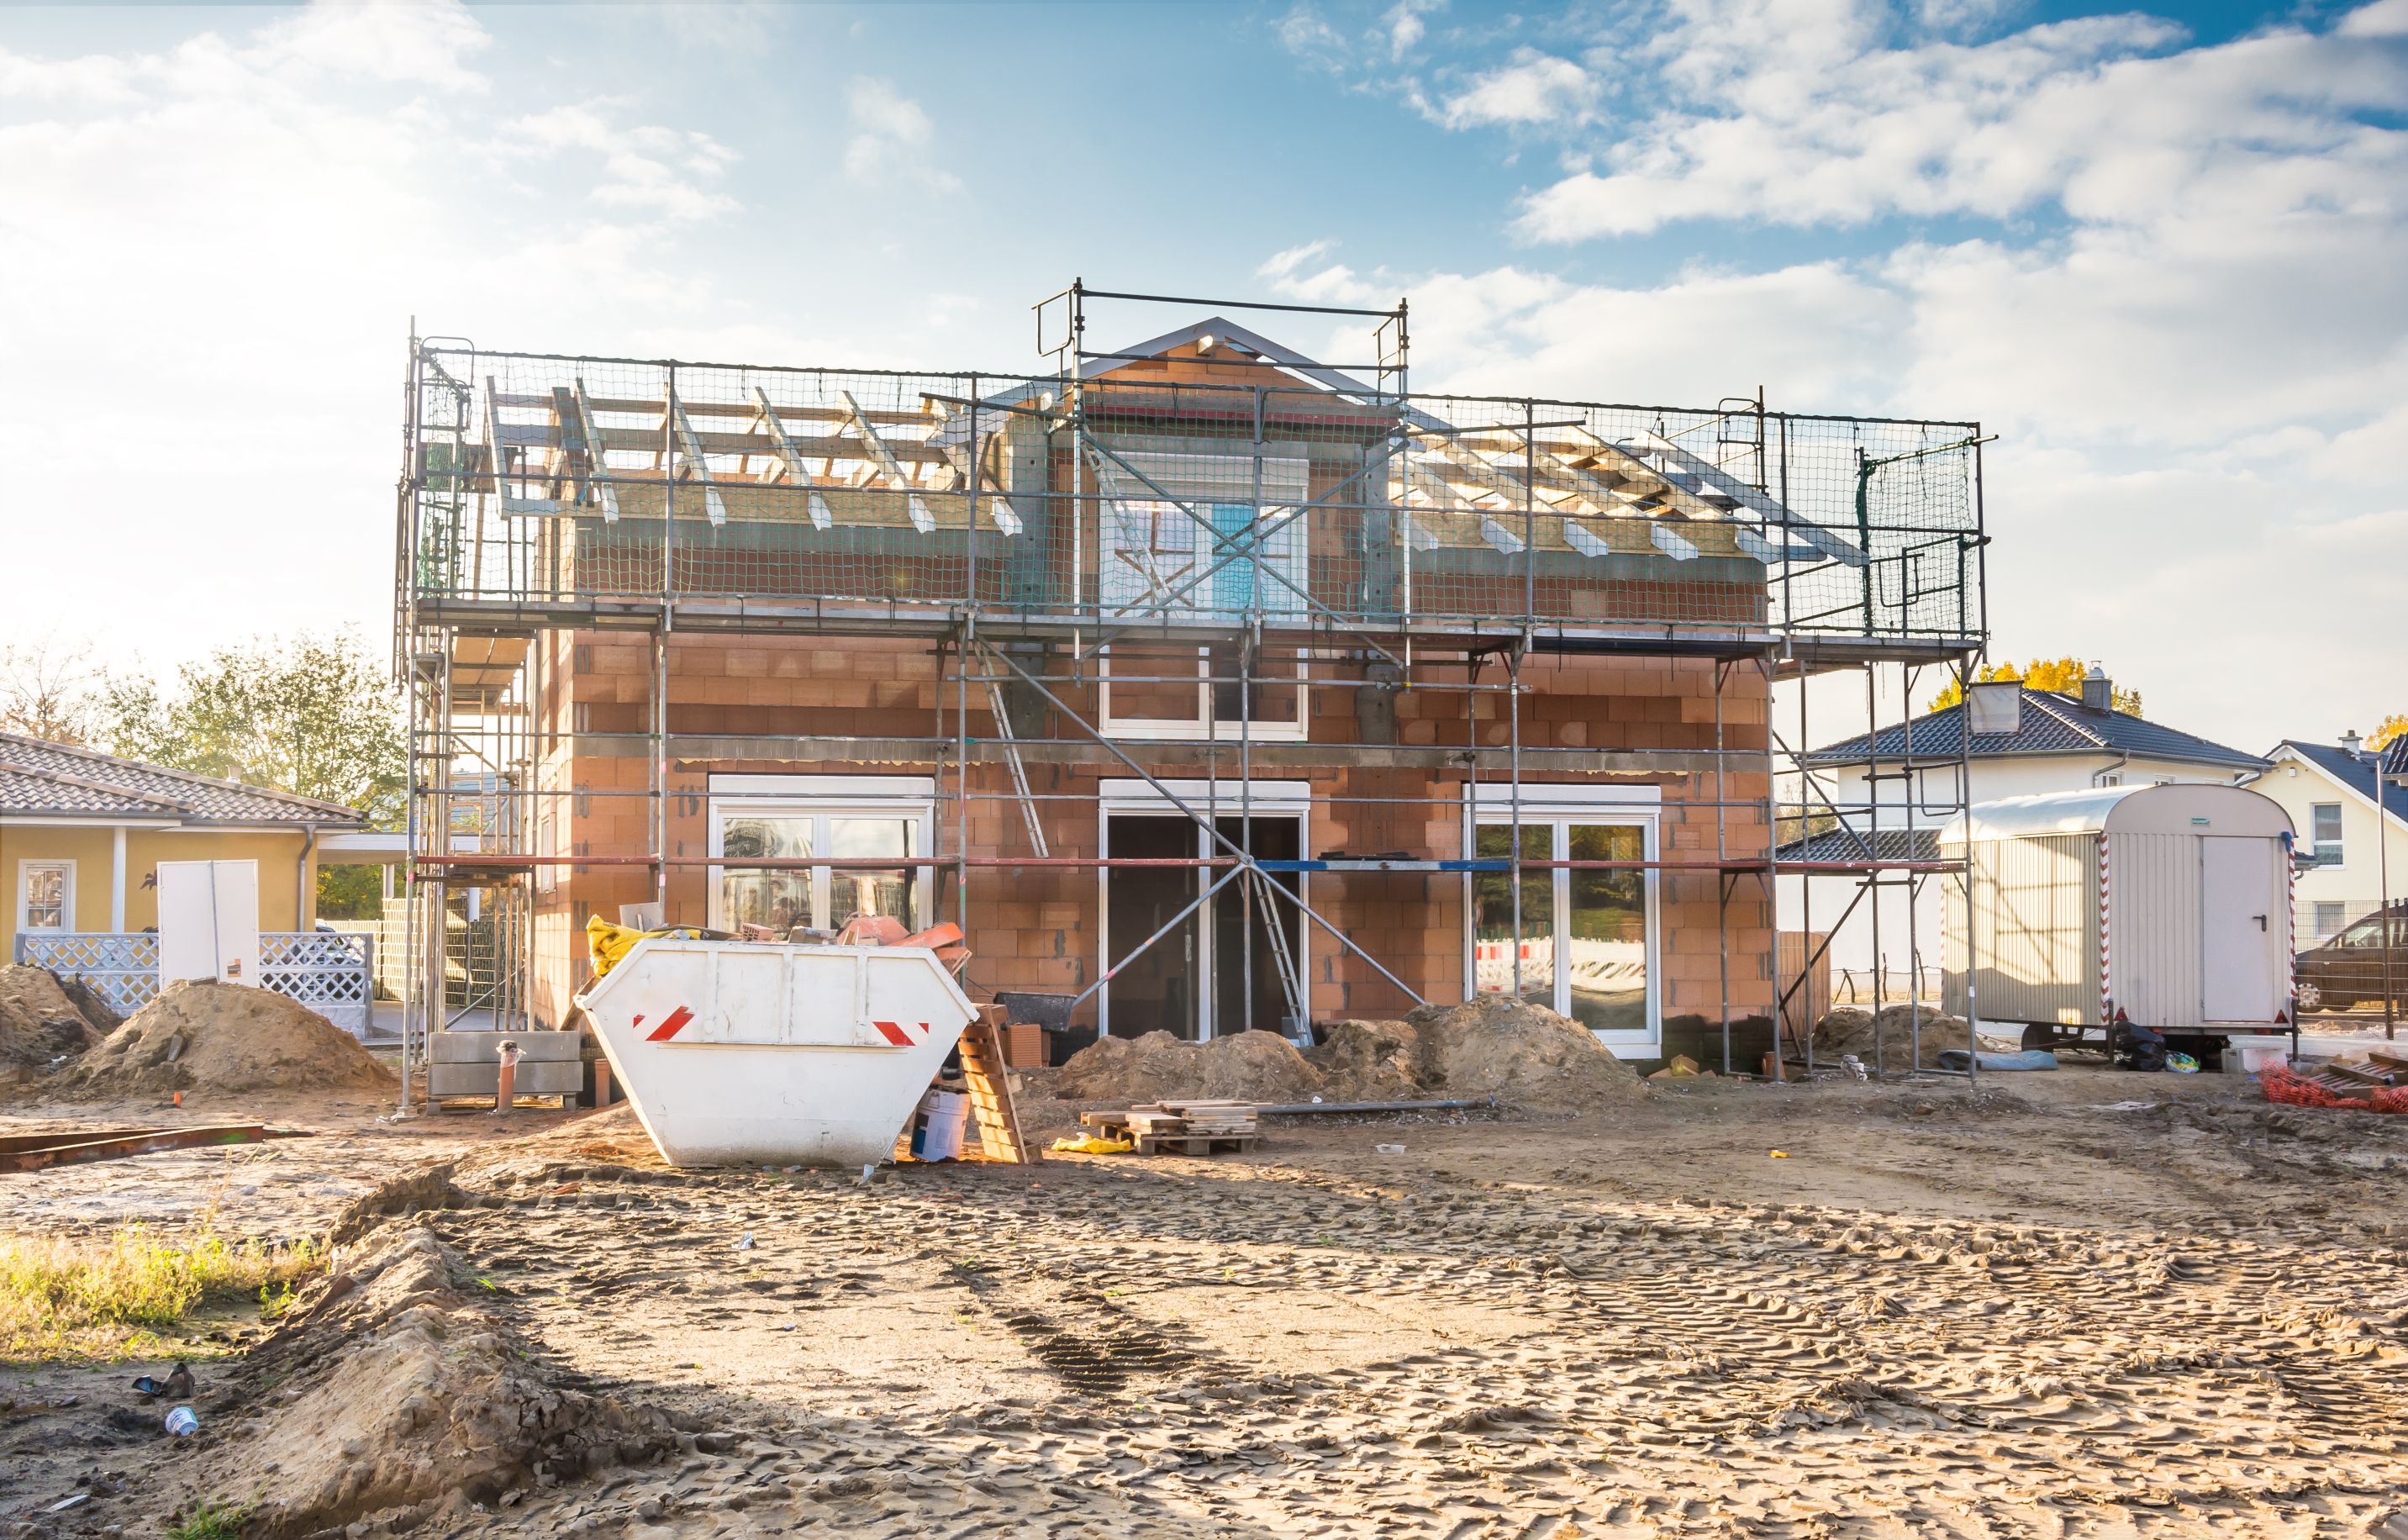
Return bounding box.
[391,283,1989,1095]
[1940,784,2300,1064]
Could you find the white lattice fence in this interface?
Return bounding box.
[13,931,374,1040]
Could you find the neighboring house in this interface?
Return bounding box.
[1778,673,2269,994]
[0,731,365,957]
[2250,733,2408,943]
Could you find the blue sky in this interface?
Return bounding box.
[0,0,2402,749]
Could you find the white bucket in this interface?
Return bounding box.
[2238,1044,2289,1075]
[914,1091,970,1161]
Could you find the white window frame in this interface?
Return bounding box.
[1462,784,1662,1049]
[1096,778,1311,1042]
[1096,646,1309,742]
[704,775,935,933]
[16,859,75,935]
[2313,900,2348,941]
[2311,802,2344,868]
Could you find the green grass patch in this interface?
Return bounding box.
[0,1223,323,1363]
[170,1500,255,1540]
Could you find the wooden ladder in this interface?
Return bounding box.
[957,1005,1038,1163]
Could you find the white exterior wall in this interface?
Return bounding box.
[2251,749,2408,941]
[1783,752,2250,994]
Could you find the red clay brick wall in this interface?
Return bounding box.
[534,632,1773,1040]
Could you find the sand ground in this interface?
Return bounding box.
[9,1064,2408,1537]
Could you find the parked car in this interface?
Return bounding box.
[2295,903,2408,1011]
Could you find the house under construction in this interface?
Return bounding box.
[392,283,1988,1092]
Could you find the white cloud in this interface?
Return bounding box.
[841,76,960,192]
[1276,4,1352,71]
[1384,0,1443,59]
[1503,5,2406,240]
[507,102,740,219]
[0,2,772,675]
[1433,50,1600,129]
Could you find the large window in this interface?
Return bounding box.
[1466,788,1659,1043]
[707,777,931,935]
[2311,803,2343,866]
[1093,451,1312,624]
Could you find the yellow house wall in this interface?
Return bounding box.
[3,825,317,939]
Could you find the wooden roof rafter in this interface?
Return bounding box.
[838,388,935,534]
[571,378,619,521]
[751,388,834,531]
[483,377,562,517]
[666,389,730,527]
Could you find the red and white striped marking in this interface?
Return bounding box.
[2098,833,2113,1025]
[637,1006,695,1042]
[2284,832,2298,1017]
[631,1007,931,1047]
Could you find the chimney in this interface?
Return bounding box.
[2342,729,2363,759]
[2080,664,2112,712]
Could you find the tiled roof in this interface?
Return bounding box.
[1773,827,1942,863]
[2277,741,2408,821]
[0,732,363,825]
[1805,689,2266,773]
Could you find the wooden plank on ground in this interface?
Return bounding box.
[0,1125,310,1174]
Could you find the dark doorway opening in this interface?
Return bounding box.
[1104,815,1199,1040]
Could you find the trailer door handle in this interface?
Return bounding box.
[2254,915,2267,931]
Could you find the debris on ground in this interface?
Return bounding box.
[177,1223,678,1537]
[1811,1005,1973,1074]
[1055,999,1643,1115]
[56,980,395,1100]
[1648,1052,1710,1082]
[53,973,123,1034]
[0,965,109,1089]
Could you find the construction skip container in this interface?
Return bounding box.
[573,936,977,1167]
[1940,784,2295,1045]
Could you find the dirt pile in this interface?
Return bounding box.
[0,965,108,1086]
[1054,1029,1329,1104]
[175,1223,679,1538]
[59,980,394,1098]
[1056,999,1643,1115]
[1811,1004,1973,1074]
[1373,998,1646,1114]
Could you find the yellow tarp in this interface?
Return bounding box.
[585,915,705,978]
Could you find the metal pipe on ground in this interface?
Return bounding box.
[1254,1097,1496,1115]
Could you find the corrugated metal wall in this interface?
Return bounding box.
[1945,833,2099,1026]
[2108,831,2202,1028]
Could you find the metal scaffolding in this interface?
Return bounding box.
[391,282,1989,1104]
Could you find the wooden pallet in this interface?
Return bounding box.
[1080,1106,1262,1157]
[1130,1131,1262,1157]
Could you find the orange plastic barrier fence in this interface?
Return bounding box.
[2261,1063,2408,1115]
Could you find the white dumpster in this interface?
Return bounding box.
[573,935,977,1168]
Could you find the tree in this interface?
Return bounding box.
[1928,657,2142,717]
[2371,715,2407,752]
[99,631,405,921]
[99,630,406,830]
[0,631,105,744]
